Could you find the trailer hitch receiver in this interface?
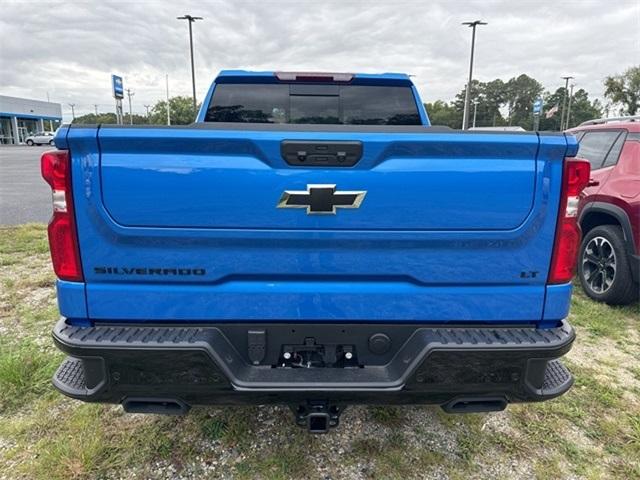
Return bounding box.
[291,401,345,433]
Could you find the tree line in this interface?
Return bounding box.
[72,66,639,130]
[73,96,200,126]
[427,66,638,130]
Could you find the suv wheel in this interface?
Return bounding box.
[578,225,638,305]
[49,139,54,145]
[26,139,34,146]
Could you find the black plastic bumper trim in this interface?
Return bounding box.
[52,318,575,405]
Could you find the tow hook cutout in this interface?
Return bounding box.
[291,401,345,433]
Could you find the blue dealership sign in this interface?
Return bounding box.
[112,74,124,99]
[533,98,543,115]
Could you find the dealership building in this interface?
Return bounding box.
[0,95,63,144]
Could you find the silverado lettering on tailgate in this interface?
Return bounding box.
[94,267,206,276]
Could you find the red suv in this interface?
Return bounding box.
[568,117,640,305]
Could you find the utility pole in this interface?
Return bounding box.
[565,83,575,130]
[559,76,574,131]
[461,20,487,130]
[94,104,99,116]
[166,74,171,126]
[144,104,151,118]
[472,99,479,128]
[177,14,203,115]
[126,88,135,125]
[68,103,76,120]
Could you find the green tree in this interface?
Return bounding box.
[604,66,640,115]
[72,112,148,125]
[72,112,118,124]
[424,100,461,128]
[149,96,201,125]
[452,80,480,127]
[481,79,508,127]
[452,79,511,128]
[430,74,601,131]
[565,88,602,128]
[539,87,602,130]
[504,74,544,130]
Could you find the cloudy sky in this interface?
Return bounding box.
[1,0,638,121]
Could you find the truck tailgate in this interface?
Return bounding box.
[64,124,573,323]
[99,127,536,230]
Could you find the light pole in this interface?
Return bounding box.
[565,83,575,130]
[68,103,76,120]
[166,74,171,126]
[94,104,99,116]
[177,14,203,115]
[472,99,479,128]
[144,104,151,118]
[126,88,135,125]
[461,20,487,130]
[559,76,574,131]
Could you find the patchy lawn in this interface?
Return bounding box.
[1,224,638,480]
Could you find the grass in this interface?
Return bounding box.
[0,341,62,414]
[0,224,639,479]
[569,282,639,339]
[0,223,50,259]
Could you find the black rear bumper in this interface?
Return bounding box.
[52,318,575,411]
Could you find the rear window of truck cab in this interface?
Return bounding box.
[204,83,422,125]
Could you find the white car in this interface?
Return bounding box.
[25,131,55,146]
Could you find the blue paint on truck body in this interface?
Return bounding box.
[55,71,576,327]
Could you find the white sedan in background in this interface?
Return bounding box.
[25,131,55,146]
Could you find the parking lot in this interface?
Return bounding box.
[0,146,52,225]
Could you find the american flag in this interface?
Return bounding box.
[545,104,559,119]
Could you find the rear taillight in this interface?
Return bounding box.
[548,157,591,284]
[41,150,83,281]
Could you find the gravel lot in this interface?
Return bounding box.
[0,146,52,225]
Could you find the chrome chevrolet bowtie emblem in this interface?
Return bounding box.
[277,184,366,215]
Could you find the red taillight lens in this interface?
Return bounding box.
[41,150,83,281]
[548,158,591,284]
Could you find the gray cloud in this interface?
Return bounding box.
[1,0,637,121]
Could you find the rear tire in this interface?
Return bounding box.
[578,225,639,305]
[26,139,34,146]
[49,140,54,145]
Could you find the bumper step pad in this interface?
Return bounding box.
[541,359,572,396]
[54,357,88,397]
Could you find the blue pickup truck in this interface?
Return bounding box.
[44,71,590,432]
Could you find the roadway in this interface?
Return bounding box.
[0,146,52,225]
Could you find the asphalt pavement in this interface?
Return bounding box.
[0,146,53,225]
